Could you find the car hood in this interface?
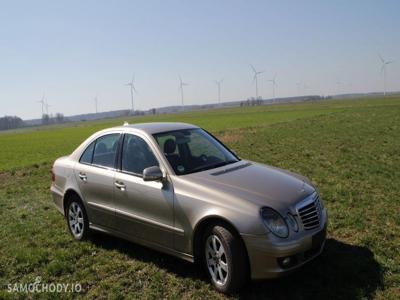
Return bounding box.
[184,160,314,211]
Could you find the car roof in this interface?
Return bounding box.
[114,122,199,135]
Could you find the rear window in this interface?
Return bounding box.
[79,141,95,164]
[92,134,120,168]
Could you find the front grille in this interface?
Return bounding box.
[297,194,321,230]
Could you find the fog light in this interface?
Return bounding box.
[277,256,297,269]
[282,257,292,266]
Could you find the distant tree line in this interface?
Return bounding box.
[240,97,263,107]
[0,113,69,131]
[121,109,157,118]
[0,116,25,130]
[41,113,66,125]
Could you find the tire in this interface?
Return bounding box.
[65,195,90,241]
[202,224,249,294]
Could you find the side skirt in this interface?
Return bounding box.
[89,223,194,263]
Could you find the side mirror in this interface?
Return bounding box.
[143,166,164,182]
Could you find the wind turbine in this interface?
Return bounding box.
[125,74,137,113]
[303,83,311,94]
[37,93,46,116]
[94,96,98,114]
[45,100,51,115]
[296,82,302,96]
[250,64,264,99]
[179,75,188,109]
[379,54,394,96]
[336,79,342,95]
[215,79,223,105]
[268,74,277,102]
[296,82,310,96]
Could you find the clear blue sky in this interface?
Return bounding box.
[0,0,399,119]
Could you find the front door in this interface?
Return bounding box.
[114,133,174,249]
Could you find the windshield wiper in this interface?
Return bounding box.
[188,160,238,174]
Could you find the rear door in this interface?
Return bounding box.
[74,132,122,229]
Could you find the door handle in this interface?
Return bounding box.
[78,173,87,182]
[114,181,126,191]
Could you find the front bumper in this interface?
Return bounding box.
[242,208,327,280]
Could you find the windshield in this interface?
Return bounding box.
[153,128,239,175]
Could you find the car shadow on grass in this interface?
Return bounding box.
[239,238,383,299]
[90,234,383,299]
[90,232,207,281]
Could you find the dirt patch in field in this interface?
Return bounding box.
[217,127,259,144]
[218,133,242,144]
[0,166,43,190]
[0,173,15,192]
[0,172,6,184]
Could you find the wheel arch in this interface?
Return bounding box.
[192,215,250,267]
[63,189,86,216]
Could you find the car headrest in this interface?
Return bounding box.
[96,142,107,154]
[127,138,140,152]
[112,141,118,151]
[164,139,176,154]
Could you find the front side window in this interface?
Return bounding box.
[92,134,120,168]
[122,134,159,175]
[153,128,239,175]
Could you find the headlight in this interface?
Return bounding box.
[286,213,299,232]
[319,197,325,210]
[260,207,289,238]
[314,191,324,210]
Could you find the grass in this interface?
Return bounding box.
[0,96,399,299]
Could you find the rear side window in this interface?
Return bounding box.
[79,141,95,164]
[92,134,120,168]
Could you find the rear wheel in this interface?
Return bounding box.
[66,196,90,240]
[203,224,248,294]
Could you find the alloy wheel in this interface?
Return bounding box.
[68,202,84,239]
[205,234,229,286]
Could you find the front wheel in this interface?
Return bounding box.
[203,224,249,294]
[66,196,90,240]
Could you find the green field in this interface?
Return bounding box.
[0,97,399,299]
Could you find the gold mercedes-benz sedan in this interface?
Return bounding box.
[51,122,327,293]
